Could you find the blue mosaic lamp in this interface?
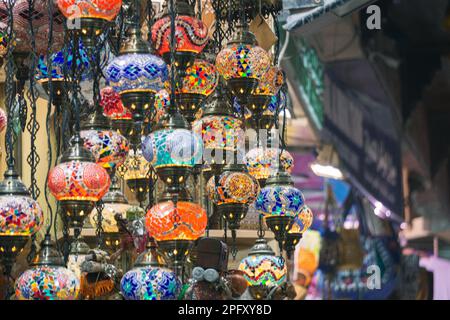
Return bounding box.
[105,13,168,128]
[255,170,305,249]
[120,239,181,300]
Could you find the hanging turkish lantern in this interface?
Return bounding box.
[238,238,287,300]
[247,66,284,129]
[100,87,133,138]
[192,81,243,181]
[215,24,270,106]
[151,0,209,71]
[0,0,65,54]
[206,163,259,258]
[56,0,122,49]
[89,176,134,234]
[154,89,171,124]
[105,4,168,132]
[48,135,111,229]
[120,238,181,300]
[284,206,314,258]
[120,148,153,206]
[245,146,294,188]
[80,105,130,176]
[255,171,305,253]
[175,58,219,122]
[145,195,207,278]
[15,235,80,300]
[36,40,91,107]
[0,168,44,275]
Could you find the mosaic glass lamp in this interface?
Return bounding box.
[105,23,168,126]
[206,164,259,231]
[48,135,111,228]
[15,235,79,300]
[145,198,207,276]
[89,177,133,233]
[154,89,171,124]
[56,0,122,49]
[245,146,294,188]
[215,24,270,105]
[101,87,133,138]
[0,0,65,54]
[80,107,130,176]
[120,148,153,205]
[192,81,243,181]
[255,171,305,248]
[151,0,208,70]
[247,66,284,124]
[0,168,44,275]
[36,41,91,106]
[176,59,219,122]
[238,238,287,300]
[120,239,181,300]
[284,205,314,257]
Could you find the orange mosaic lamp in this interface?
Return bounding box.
[48,135,111,228]
[145,199,207,276]
[151,0,208,70]
[56,0,122,48]
[284,206,314,258]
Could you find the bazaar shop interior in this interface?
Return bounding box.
[0,0,449,301]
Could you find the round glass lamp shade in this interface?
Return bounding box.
[216,43,270,82]
[238,254,287,287]
[179,59,219,96]
[105,53,168,95]
[122,151,151,181]
[256,185,305,218]
[245,147,294,181]
[145,201,207,241]
[0,0,64,54]
[0,196,44,236]
[121,266,181,300]
[142,129,203,169]
[15,266,79,300]
[151,14,208,58]
[89,203,133,233]
[0,108,7,133]
[207,171,259,205]
[101,87,132,120]
[253,66,284,96]
[80,129,130,171]
[56,0,122,21]
[47,161,111,202]
[36,41,91,82]
[290,206,314,234]
[192,115,243,152]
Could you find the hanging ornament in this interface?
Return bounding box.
[100,87,133,138]
[145,196,207,277]
[284,206,314,258]
[120,148,153,205]
[80,107,130,176]
[0,0,65,54]
[15,235,79,300]
[151,0,209,70]
[245,146,294,188]
[89,176,134,233]
[154,89,171,124]
[192,81,243,181]
[238,238,287,300]
[48,135,111,229]
[255,171,305,253]
[120,239,181,300]
[0,169,44,275]
[206,163,259,258]
[247,66,284,128]
[175,58,219,122]
[56,0,122,49]
[215,24,270,106]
